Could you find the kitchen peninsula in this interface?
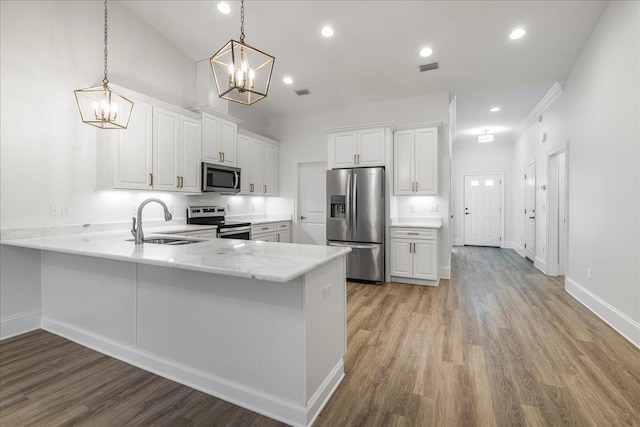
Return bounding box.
[0,230,350,427]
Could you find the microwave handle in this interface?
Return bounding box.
[234,171,239,189]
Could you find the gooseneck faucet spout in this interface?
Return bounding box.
[131,198,173,244]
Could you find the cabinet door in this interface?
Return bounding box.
[413,240,437,280]
[329,131,357,168]
[393,130,415,195]
[254,232,276,242]
[357,127,385,166]
[414,128,438,195]
[112,100,153,190]
[237,134,251,194]
[153,107,180,191]
[390,239,413,278]
[220,120,238,166]
[276,230,290,243]
[201,112,220,164]
[248,139,264,194]
[262,142,278,196]
[179,116,201,193]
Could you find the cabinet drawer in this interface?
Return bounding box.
[390,227,437,240]
[251,223,277,234]
[277,221,290,230]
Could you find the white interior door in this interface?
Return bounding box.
[464,174,501,247]
[525,163,536,260]
[548,151,566,276]
[558,152,566,274]
[298,162,327,245]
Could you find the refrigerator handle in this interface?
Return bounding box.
[346,172,352,239]
[352,171,357,236]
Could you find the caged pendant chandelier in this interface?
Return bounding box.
[74,0,133,129]
[210,0,275,105]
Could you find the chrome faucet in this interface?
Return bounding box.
[131,198,173,244]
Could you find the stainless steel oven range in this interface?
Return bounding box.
[186,206,251,240]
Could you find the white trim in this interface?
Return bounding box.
[323,121,396,133]
[187,105,242,124]
[0,311,41,340]
[390,276,440,287]
[439,257,451,279]
[41,317,336,427]
[534,256,547,274]
[452,238,463,246]
[524,160,536,261]
[565,278,640,349]
[306,361,345,427]
[515,82,564,139]
[394,121,444,131]
[238,129,280,145]
[461,172,504,248]
[545,143,568,277]
[512,243,526,257]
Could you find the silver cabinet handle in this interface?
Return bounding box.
[264,185,267,193]
[149,173,153,186]
[177,176,180,188]
[353,154,357,165]
[415,181,419,192]
[221,152,225,163]
[357,154,360,164]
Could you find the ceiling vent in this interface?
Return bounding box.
[419,62,439,72]
[294,89,311,96]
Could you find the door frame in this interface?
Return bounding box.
[462,171,505,248]
[524,159,536,259]
[295,160,328,244]
[546,143,569,276]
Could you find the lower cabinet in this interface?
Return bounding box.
[390,227,438,285]
[276,222,290,243]
[251,221,291,243]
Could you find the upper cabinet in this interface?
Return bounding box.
[393,127,438,195]
[195,108,240,167]
[327,125,390,169]
[237,130,279,196]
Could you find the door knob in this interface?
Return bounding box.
[465,212,470,215]
[300,216,307,220]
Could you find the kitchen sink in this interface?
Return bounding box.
[127,237,204,245]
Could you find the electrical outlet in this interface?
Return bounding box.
[251,202,256,212]
[410,204,416,213]
[227,203,231,212]
[323,284,332,299]
[430,204,438,212]
[587,268,592,279]
[50,204,60,216]
[62,205,70,216]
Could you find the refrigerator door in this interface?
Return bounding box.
[327,242,384,283]
[326,169,352,241]
[352,167,385,243]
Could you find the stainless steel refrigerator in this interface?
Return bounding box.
[326,167,384,283]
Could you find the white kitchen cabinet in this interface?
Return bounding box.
[110,100,153,190]
[199,110,239,167]
[327,125,389,169]
[237,130,280,196]
[390,227,438,285]
[393,127,438,195]
[252,223,277,242]
[153,106,202,193]
[276,221,290,243]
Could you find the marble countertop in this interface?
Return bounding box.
[0,227,349,283]
[390,217,443,229]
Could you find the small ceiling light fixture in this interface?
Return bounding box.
[217,1,231,14]
[510,28,526,40]
[283,76,293,85]
[478,129,495,143]
[420,47,433,57]
[74,0,133,129]
[210,0,275,105]
[321,26,334,38]
[490,107,501,112]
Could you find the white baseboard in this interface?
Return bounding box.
[452,238,463,246]
[42,317,337,427]
[534,256,547,274]
[307,361,345,426]
[0,311,41,340]
[502,240,516,249]
[439,257,451,279]
[512,243,526,257]
[565,277,640,349]
[390,276,440,287]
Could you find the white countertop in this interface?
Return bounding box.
[0,226,349,283]
[390,217,443,229]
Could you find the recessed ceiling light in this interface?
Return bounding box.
[283,76,293,85]
[419,47,433,58]
[510,28,526,40]
[217,2,231,14]
[490,107,501,112]
[321,26,334,38]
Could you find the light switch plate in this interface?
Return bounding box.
[323,284,332,299]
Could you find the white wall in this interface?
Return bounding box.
[512,1,639,343]
[268,92,452,274]
[452,143,514,246]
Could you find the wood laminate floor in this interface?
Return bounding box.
[1,247,639,426]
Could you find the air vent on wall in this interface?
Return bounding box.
[419,62,439,72]
[294,89,311,96]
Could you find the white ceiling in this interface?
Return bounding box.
[122,0,606,141]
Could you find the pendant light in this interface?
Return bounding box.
[210,0,275,105]
[74,0,133,129]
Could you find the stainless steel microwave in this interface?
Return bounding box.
[202,163,241,193]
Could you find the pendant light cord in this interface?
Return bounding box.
[240,0,245,43]
[103,0,109,85]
